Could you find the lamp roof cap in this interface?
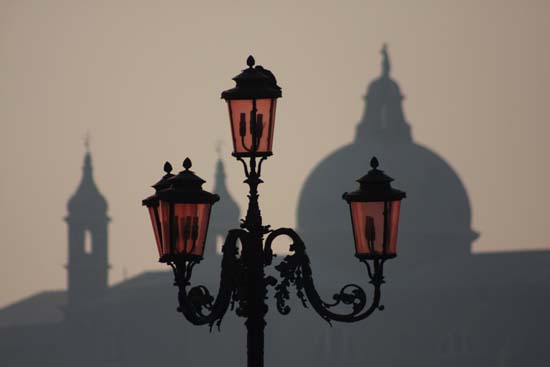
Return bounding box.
[221,55,282,100]
[343,156,406,202]
[157,158,220,204]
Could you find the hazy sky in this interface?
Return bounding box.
[1,0,549,308]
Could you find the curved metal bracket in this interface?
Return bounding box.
[265,228,385,324]
[236,157,250,178]
[170,229,247,330]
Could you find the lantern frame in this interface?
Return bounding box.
[142,162,174,262]
[221,56,282,158]
[143,158,219,263]
[343,157,406,260]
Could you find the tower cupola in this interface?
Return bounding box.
[67,151,108,217]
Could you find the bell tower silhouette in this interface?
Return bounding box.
[65,142,110,316]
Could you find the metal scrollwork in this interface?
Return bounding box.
[170,229,246,330]
[169,155,387,334]
[265,227,385,324]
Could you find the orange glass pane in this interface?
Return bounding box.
[172,203,212,257]
[227,98,277,155]
[147,206,163,258]
[350,200,402,258]
[159,201,172,258]
[387,200,401,256]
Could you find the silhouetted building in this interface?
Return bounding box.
[188,156,241,282]
[294,45,550,367]
[1,48,550,367]
[298,44,477,285]
[0,151,246,367]
[65,150,110,318]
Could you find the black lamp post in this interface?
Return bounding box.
[142,56,406,367]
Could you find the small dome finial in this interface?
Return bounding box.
[247,55,255,68]
[163,161,173,174]
[183,157,192,170]
[381,43,390,77]
[370,156,379,169]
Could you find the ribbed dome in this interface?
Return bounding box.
[67,152,108,216]
[296,46,477,283]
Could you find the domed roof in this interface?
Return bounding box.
[67,152,108,217]
[296,46,477,281]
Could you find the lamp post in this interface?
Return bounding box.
[142,56,406,367]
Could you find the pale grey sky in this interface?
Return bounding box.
[1,0,549,308]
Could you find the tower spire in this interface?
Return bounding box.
[216,140,224,160]
[214,146,229,197]
[84,131,91,152]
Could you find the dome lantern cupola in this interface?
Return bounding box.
[355,44,412,143]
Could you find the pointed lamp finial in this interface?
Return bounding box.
[163,161,173,174]
[247,55,255,68]
[183,157,192,170]
[370,156,379,169]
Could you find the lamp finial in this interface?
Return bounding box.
[370,156,379,169]
[247,55,255,68]
[183,158,192,170]
[163,161,173,174]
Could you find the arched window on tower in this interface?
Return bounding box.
[84,230,93,254]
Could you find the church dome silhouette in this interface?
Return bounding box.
[67,151,108,217]
[297,45,478,283]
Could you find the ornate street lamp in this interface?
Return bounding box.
[142,56,406,367]
[343,156,406,260]
[143,159,219,263]
[221,55,281,157]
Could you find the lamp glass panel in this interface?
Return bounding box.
[227,98,277,155]
[387,200,401,255]
[350,200,401,257]
[147,206,163,258]
[172,202,212,257]
[159,201,172,258]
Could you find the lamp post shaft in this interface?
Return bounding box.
[244,233,266,367]
[242,156,267,367]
